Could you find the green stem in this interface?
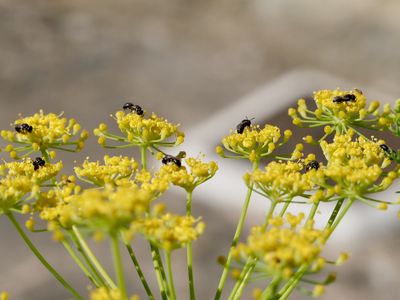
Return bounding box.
[231,261,256,300]
[69,231,107,288]
[214,161,259,300]
[261,275,282,300]
[324,198,354,241]
[187,243,196,300]
[140,146,147,170]
[186,191,196,300]
[278,264,309,300]
[40,149,51,162]
[166,251,177,300]
[261,201,278,231]
[123,238,155,300]
[62,240,100,287]
[228,259,254,300]
[306,201,319,223]
[151,244,169,300]
[7,212,84,300]
[72,226,117,289]
[325,198,344,229]
[186,190,193,216]
[140,145,169,299]
[279,201,290,217]
[111,234,127,299]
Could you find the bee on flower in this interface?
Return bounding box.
[288,89,387,139]
[1,110,88,159]
[157,155,218,192]
[216,123,292,163]
[93,109,184,150]
[245,158,319,203]
[319,131,398,207]
[1,159,63,185]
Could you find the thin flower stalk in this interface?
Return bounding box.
[111,233,128,300]
[214,160,259,300]
[6,212,84,300]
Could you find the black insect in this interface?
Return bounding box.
[380,144,390,153]
[15,123,33,134]
[162,154,182,167]
[379,143,396,161]
[123,102,144,115]
[305,160,320,172]
[332,94,357,104]
[236,117,254,134]
[32,157,45,171]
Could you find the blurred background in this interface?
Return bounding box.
[1,0,400,299]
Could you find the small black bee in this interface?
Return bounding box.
[380,144,390,153]
[15,123,33,134]
[379,144,396,161]
[305,160,320,172]
[162,154,182,167]
[332,94,356,104]
[236,117,253,134]
[123,102,144,115]
[32,157,45,171]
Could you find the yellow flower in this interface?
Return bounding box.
[0,111,88,157]
[218,124,286,162]
[289,89,385,138]
[0,175,33,214]
[134,213,205,252]
[248,161,317,201]
[312,285,325,297]
[320,132,396,196]
[133,170,170,198]
[158,156,218,192]
[75,155,138,186]
[314,89,366,116]
[0,292,8,300]
[233,214,326,279]
[90,287,139,300]
[1,159,62,184]
[94,111,184,148]
[40,185,151,232]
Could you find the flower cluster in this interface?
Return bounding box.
[1,110,88,158]
[245,158,318,202]
[288,89,387,138]
[94,110,184,149]
[158,156,218,192]
[0,175,33,214]
[134,213,205,252]
[320,132,397,201]
[233,214,327,279]
[2,90,400,300]
[1,159,63,185]
[216,124,292,162]
[74,155,138,186]
[40,185,151,233]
